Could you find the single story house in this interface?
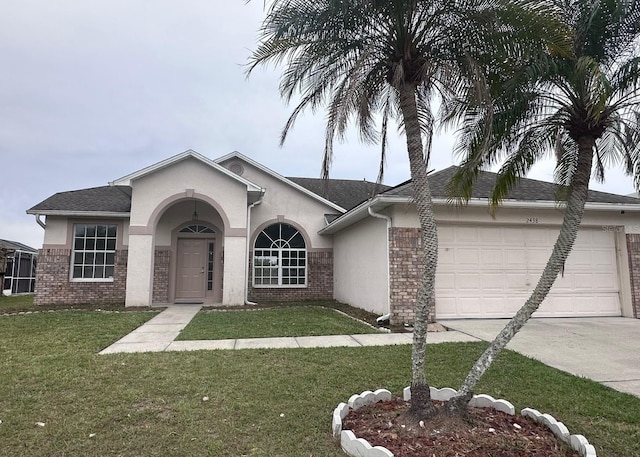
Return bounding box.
[28,150,640,323]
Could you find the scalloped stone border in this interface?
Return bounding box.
[332,387,596,457]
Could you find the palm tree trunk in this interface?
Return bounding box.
[446,138,595,415]
[398,83,439,420]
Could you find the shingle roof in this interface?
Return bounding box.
[287,177,391,210]
[0,240,37,253]
[28,186,132,213]
[384,166,640,205]
[27,166,639,215]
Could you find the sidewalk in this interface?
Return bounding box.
[99,305,479,354]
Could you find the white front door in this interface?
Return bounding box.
[176,238,207,303]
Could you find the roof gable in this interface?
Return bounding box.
[215,151,347,212]
[110,149,263,193]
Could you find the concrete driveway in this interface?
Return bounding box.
[439,317,640,398]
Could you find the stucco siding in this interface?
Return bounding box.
[222,236,247,305]
[125,234,154,307]
[220,159,336,249]
[42,217,68,245]
[154,202,225,247]
[333,216,389,316]
[129,157,248,229]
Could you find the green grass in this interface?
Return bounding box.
[0,293,36,311]
[0,312,639,456]
[0,294,131,313]
[176,306,381,340]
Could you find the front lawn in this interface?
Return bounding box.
[176,306,381,340]
[0,293,36,312]
[0,311,638,456]
[0,294,128,313]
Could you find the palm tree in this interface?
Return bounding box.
[248,0,558,419]
[447,0,640,409]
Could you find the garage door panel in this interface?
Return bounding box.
[455,227,479,242]
[504,249,527,266]
[503,229,526,243]
[592,250,617,266]
[436,225,621,318]
[586,229,616,245]
[435,272,455,290]
[482,273,505,290]
[565,249,596,267]
[438,247,455,265]
[524,229,548,245]
[456,248,479,265]
[459,297,485,316]
[538,296,574,315]
[481,249,504,265]
[456,273,483,289]
[478,228,502,243]
[437,226,455,242]
[527,248,553,267]
[505,273,529,290]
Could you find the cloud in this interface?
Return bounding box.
[0,1,636,249]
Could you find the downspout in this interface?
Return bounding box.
[368,206,392,321]
[245,192,265,305]
[35,214,46,229]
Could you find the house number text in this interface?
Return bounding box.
[525,217,539,224]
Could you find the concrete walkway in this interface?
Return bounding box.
[99,305,479,355]
[440,318,640,398]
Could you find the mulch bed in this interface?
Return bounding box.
[342,397,580,457]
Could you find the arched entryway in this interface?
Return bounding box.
[174,223,222,303]
[153,198,225,304]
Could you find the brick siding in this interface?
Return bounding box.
[152,249,171,304]
[248,250,333,302]
[388,227,436,325]
[34,248,127,306]
[626,234,640,318]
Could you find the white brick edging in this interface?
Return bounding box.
[333,386,596,457]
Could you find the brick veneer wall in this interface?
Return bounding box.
[248,250,333,302]
[153,249,171,304]
[34,248,127,306]
[389,227,436,325]
[626,234,640,318]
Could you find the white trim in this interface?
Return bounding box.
[215,151,347,213]
[245,192,264,305]
[367,207,392,316]
[69,278,115,283]
[26,211,131,218]
[109,149,264,193]
[319,195,640,235]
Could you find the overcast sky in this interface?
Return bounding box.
[1,1,637,249]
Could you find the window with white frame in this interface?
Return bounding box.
[72,224,117,280]
[253,223,306,287]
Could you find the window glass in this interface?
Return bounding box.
[71,224,117,279]
[253,223,306,287]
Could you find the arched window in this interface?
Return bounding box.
[253,223,306,287]
[179,224,215,234]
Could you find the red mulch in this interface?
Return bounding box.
[342,398,580,457]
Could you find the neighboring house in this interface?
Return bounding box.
[27,150,640,323]
[1,240,38,295]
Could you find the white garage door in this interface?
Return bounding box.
[436,225,621,318]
